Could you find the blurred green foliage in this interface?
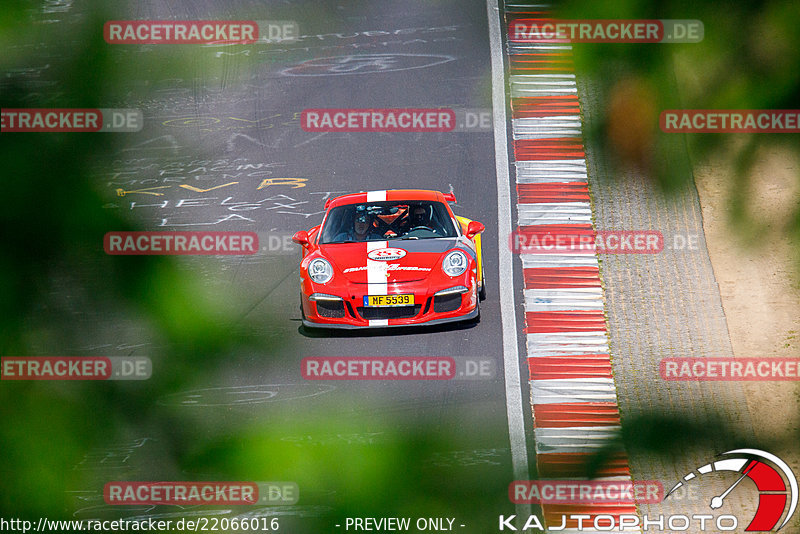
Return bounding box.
[0,2,513,531]
[1,0,798,531]
[559,0,800,269]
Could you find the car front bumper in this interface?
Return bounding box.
[300,277,479,329]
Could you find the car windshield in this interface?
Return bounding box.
[319,200,458,244]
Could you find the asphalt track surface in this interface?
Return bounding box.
[55,0,533,531]
[7,1,784,533]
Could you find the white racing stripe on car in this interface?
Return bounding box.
[366,241,389,289]
[366,241,389,327]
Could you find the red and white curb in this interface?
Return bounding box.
[502,3,641,531]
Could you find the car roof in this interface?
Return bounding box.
[325,189,455,210]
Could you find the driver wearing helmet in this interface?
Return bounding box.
[401,204,433,236]
[335,212,384,242]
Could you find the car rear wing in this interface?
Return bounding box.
[324,192,457,209]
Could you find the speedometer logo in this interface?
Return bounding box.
[666,449,798,531]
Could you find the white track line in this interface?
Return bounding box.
[486,0,532,521]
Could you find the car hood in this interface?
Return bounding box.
[319,238,463,283]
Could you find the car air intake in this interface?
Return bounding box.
[316,300,346,318]
[357,305,422,320]
[433,293,462,313]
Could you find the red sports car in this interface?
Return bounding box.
[292,189,486,329]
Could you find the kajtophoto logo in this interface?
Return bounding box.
[665,449,798,532]
[498,449,797,531]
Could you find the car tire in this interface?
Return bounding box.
[478,265,487,301]
[472,286,481,323]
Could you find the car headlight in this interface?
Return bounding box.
[308,258,333,284]
[442,250,468,277]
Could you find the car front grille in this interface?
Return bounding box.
[357,305,422,320]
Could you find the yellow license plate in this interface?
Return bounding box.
[363,294,415,307]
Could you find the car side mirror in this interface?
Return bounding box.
[292,230,310,246]
[465,221,485,239]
